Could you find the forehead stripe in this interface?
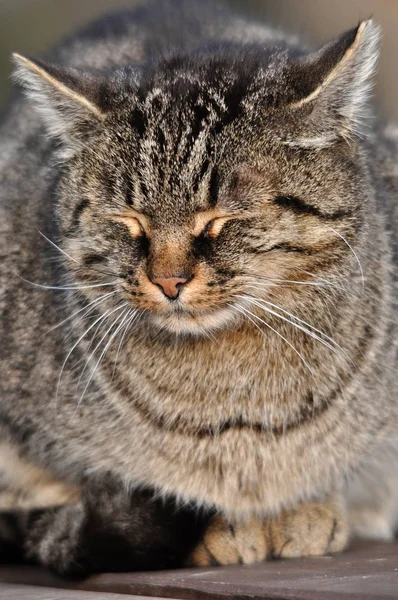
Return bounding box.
[273,195,353,221]
[66,198,90,236]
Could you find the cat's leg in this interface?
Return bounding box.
[21,480,205,574]
[189,497,349,566]
[0,463,81,564]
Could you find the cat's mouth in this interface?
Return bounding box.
[149,304,238,335]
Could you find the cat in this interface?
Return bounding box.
[0,0,397,574]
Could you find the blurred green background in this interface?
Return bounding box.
[1,0,397,120]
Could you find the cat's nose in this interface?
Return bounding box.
[150,275,190,300]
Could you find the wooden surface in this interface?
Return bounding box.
[0,585,173,600]
[0,540,397,600]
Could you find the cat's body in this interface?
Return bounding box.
[0,0,397,573]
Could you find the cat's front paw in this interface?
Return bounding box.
[268,501,349,559]
[24,502,87,574]
[188,501,349,567]
[187,514,268,566]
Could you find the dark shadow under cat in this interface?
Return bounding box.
[0,479,208,575]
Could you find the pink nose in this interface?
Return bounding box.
[151,276,189,299]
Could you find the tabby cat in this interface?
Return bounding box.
[0,0,396,574]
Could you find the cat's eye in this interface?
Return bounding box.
[196,215,232,239]
[202,219,215,237]
[136,220,146,236]
[112,214,148,238]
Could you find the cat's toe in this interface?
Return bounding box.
[269,502,349,559]
[188,514,268,566]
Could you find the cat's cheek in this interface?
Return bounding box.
[242,250,304,283]
[179,263,217,303]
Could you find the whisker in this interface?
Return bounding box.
[248,276,345,293]
[55,303,127,407]
[19,277,116,291]
[326,226,365,290]
[61,296,123,351]
[37,230,121,279]
[245,291,348,359]
[76,306,130,409]
[228,303,269,341]
[75,304,130,391]
[289,271,331,283]
[38,230,78,263]
[230,302,314,374]
[111,309,141,379]
[254,278,330,287]
[239,294,348,365]
[298,269,349,288]
[46,290,119,334]
[245,295,338,355]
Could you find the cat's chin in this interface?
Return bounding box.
[150,307,239,336]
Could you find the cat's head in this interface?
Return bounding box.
[13,20,379,335]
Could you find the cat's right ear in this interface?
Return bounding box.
[12,54,107,151]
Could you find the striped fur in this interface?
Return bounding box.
[0,0,396,573]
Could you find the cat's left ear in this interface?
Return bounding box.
[12,53,108,151]
[286,20,380,147]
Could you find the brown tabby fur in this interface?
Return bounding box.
[0,0,396,573]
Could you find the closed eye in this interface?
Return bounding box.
[195,214,233,239]
[112,215,147,238]
[204,218,230,238]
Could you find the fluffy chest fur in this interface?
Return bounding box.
[74,285,393,517]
